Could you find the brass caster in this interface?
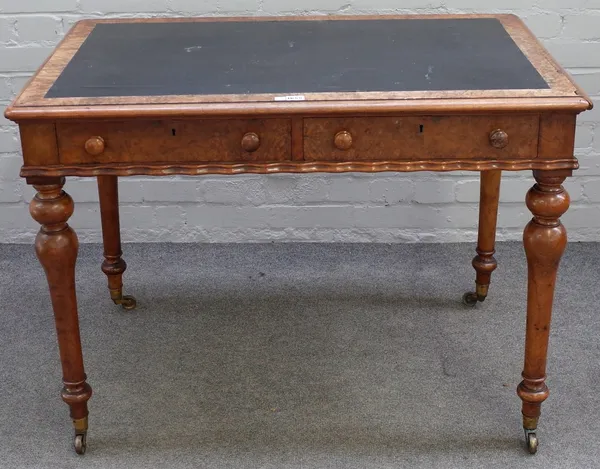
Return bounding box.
[74,433,87,455]
[525,430,538,455]
[121,295,137,310]
[462,292,478,307]
[113,295,137,310]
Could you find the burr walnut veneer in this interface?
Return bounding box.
[4,14,592,456]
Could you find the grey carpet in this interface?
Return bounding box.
[0,242,599,469]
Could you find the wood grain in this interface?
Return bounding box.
[29,179,92,435]
[424,115,539,159]
[508,15,592,109]
[304,115,539,161]
[3,14,592,121]
[57,119,292,164]
[10,13,591,456]
[7,97,591,121]
[97,176,127,303]
[471,170,501,300]
[19,158,579,178]
[538,114,577,159]
[291,117,304,161]
[19,123,59,166]
[518,170,571,441]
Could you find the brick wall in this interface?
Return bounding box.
[1,1,598,243]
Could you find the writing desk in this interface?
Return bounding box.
[4,14,592,456]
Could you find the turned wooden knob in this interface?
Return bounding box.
[241,132,261,152]
[85,136,105,155]
[489,129,509,149]
[334,131,353,151]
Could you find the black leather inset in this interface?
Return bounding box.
[46,18,549,98]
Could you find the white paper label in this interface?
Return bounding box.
[274,95,306,102]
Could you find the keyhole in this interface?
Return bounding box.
[172,129,177,136]
[419,124,424,134]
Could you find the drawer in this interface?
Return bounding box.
[57,119,292,164]
[304,116,539,161]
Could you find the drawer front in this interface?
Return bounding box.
[57,119,292,164]
[304,116,539,161]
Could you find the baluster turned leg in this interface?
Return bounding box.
[517,170,570,454]
[97,176,136,310]
[463,170,501,306]
[29,177,93,455]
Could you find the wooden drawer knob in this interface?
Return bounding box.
[334,131,353,151]
[85,136,105,155]
[241,132,261,152]
[489,129,509,149]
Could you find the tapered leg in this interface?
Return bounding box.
[97,176,136,310]
[29,177,93,455]
[517,170,570,454]
[463,170,501,306]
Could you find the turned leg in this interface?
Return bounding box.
[517,170,570,454]
[464,170,501,306]
[97,176,136,310]
[29,177,93,455]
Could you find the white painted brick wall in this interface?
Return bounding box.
[1,1,599,243]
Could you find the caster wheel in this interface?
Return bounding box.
[74,433,87,455]
[526,432,538,455]
[462,292,478,307]
[121,295,137,311]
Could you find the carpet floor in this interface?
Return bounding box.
[1,242,599,468]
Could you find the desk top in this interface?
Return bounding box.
[46,18,548,97]
[5,14,592,120]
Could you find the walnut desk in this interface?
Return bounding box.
[4,15,592,456]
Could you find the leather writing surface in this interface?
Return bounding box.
[46,18,549,98]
